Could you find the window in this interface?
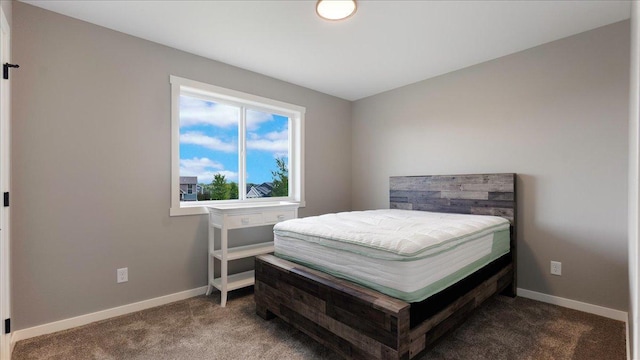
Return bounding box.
[170,76,305,216]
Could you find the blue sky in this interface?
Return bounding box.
[179,95,289,185]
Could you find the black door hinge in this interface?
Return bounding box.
[3,192,8,207]
[4,318,9,334]
[3,63,19,80]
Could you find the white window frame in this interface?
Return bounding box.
[170,76,305,216]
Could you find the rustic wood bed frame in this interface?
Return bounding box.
[255,173,517,359]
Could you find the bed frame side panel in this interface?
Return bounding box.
[255,255,411,360]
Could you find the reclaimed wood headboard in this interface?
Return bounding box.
[389,173,517,224]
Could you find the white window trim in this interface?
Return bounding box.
[170,75,305,216]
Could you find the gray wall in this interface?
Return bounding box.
[12,2,351,329]
[352,21,630,310]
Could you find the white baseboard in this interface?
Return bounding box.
[10,286,208,346]
[517,288,628,322]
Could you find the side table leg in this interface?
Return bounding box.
[220,224,228,307]
[221,289,227,307]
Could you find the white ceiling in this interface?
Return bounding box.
[23,0,631,101]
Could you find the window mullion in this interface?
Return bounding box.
[288,117,294,198]
[239,106,247,201]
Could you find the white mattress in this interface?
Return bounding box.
[273,209,510,302]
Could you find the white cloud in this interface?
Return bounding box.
[180,157,223,171]
[180,157,238,184]
[247,139,288,153]
[264,130,288,141]
[246,109,275,131]
[180,96,239,128]
[247,129,288,156]
[180,131,236,153]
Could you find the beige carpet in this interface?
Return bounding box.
[13,289,625,360]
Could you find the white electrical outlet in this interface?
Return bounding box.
[117,267,128,283]
[550,261,562,276]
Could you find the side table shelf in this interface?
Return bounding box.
[211,241,274,261]
[211,271,255,292]
[205,202,299,307]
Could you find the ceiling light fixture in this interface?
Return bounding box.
[316,0,357,21]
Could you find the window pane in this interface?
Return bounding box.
[246,109,289,198]
[179,95,239,201]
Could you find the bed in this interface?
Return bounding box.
[255,173,517,359]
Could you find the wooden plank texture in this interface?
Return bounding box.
[390,174,516,223]
[255,255,411,359]
[256,256,514,360]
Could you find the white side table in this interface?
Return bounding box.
[205,202,299,307]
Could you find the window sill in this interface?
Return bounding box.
[169,200,305,217]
